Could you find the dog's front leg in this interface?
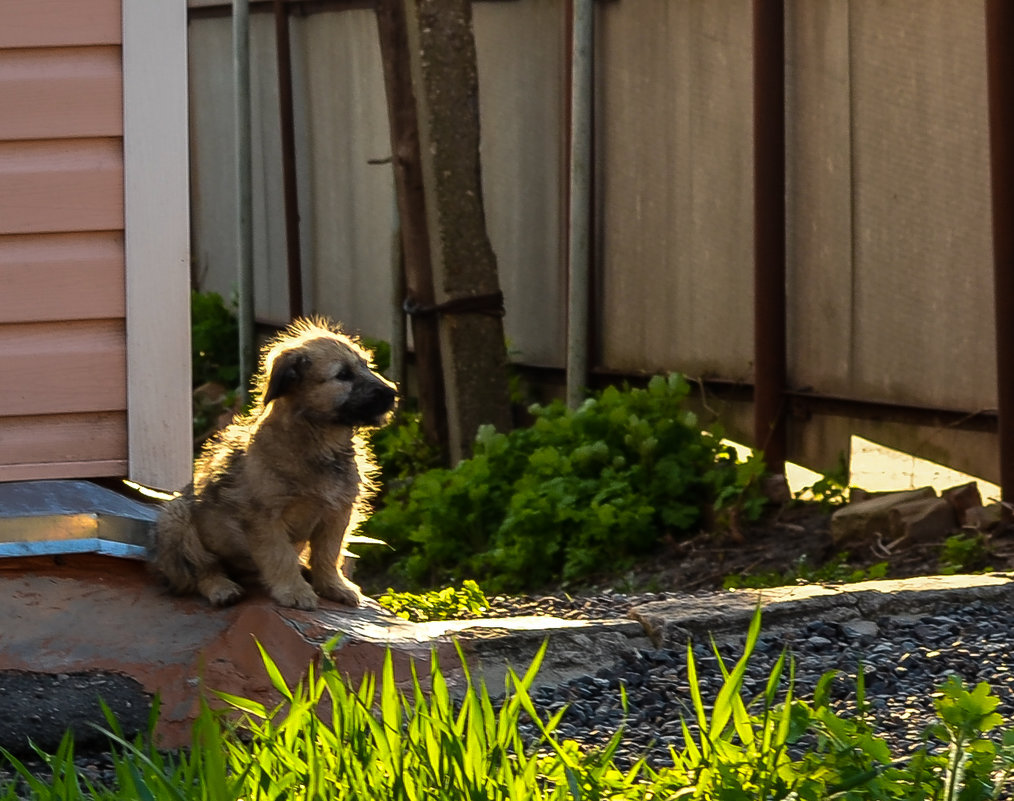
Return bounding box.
[308,508,362,607]
[248,520,319,609]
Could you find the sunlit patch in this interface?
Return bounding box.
[719,435,998,499]
[123,479,178,502]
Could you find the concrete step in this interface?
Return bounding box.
[3,552,1014,750]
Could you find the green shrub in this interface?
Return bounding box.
[366,410,443,487]
[359,374,766,593]
[939,532,993,575]
[190,290,239,389]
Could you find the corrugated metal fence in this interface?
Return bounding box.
[188,0,1006,486]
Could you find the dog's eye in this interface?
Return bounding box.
[335,367,353,382]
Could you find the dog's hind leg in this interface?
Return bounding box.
[152,498,244,606]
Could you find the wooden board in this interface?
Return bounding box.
[0,461,128,482]
[0,320,127,417]
[0,139,124,235]
[0,0,121,48]
[0,46,123,140]
[595,0,755,378]
[122,0,193,490]
[0,412,127,467]
[0,232,125,322]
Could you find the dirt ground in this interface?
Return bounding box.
[606,502,1014,595]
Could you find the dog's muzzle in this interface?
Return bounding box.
[339,380,397,427]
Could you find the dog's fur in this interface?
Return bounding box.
[151,319,397,609]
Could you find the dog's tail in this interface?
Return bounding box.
[150,496,218,594]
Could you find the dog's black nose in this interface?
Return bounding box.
[375,383,397,412]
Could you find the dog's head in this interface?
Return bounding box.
[258,319,397,428]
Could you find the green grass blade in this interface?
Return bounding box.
[708,603,762,741]
[255,639,294,702]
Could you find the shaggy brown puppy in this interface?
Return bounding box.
[151,319,396,609]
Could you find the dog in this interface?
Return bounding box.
[151,318,397,609]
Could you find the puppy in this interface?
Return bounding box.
[151,318,396,609]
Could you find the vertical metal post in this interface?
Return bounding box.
[566,0,594,409]
[273,0,304,320]
[234,0,256,403]
[986,0,1014,502]
[375,0,449,458]
[752,0,787,473]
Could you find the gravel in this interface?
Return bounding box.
[510,594,1014,768]
[4,590,1014,788]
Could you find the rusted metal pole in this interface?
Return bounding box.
[986,0,1014,502]
[273,0,303,320]
[375,0,449,459]
[234,0,256,403]
[752,0,787,474]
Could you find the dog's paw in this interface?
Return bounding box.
[199,576,244,607]
[272,581,319,610]
[314,578,362,608]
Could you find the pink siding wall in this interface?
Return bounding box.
[0,0,128,481]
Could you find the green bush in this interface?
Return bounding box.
[359,374,765,593]
[367,410,443,488]
[190,290,239,388]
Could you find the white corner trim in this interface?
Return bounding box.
[122,0,193,491]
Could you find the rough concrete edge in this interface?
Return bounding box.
[449,620,654,695]
[630,573,1014,648]
[287,611,653,697]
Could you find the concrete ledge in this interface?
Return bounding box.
[629,573,1014,646]
[3,553,1013,749]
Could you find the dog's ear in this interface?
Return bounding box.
[263,350,309,405]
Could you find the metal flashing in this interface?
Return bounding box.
[0,479,159,560]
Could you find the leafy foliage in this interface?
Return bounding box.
[360,374,767,592]
[938,532,993,575]
[190,290,239,388]
[366,410,443,487]
[377,580,489,622]
[793,451,851,511]
[190,291,241,446]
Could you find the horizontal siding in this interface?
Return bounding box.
[0,412,127,468]
[0,460,128,482]
[0,138,123,234]
[0,0,147,485]
[0,232,125,322]
[0,0,121,49]
[0,320,127,417]
[0,46,123,140]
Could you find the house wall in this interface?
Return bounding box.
[0,0,127,482]
[0,0,191,490]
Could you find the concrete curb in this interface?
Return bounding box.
[2,554,1012,748]
[629,573,1014,646]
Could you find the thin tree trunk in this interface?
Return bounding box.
[401,0,512,462]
